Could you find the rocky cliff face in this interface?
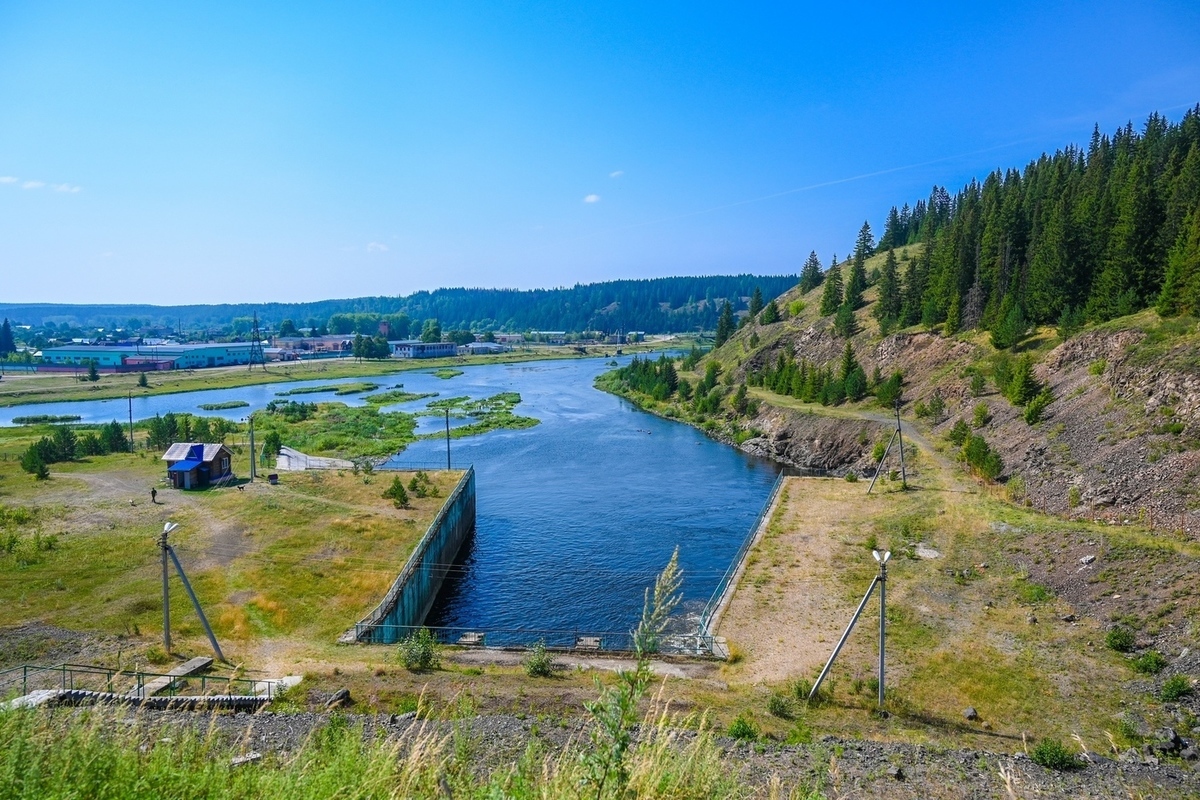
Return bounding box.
[732,320,1200,524]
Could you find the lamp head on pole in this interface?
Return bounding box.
[163,522,179,535]
[872,549,891,564]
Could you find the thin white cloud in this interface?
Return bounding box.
[609,170,624,178]
[366,241,389,252]
[583,194,601,203]
[50,183,81,193]
[22,181,44,190]
[0,176,17,184]
[98,251,115,259]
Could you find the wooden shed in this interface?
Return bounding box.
[162,443,234,489]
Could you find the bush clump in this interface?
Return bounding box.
[381,476,409,508]
[523,640,555,678]
[396,628,441,671]
[1029,737,1083,770]
[1132,651,1168,675]
[1105,627,1136,653]
[767,693,793,719]
[1160,674,1193,702]
[727,714,760,741]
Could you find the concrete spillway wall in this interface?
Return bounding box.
[346,467,476,644]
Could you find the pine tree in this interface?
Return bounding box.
[819,260,844,316]
[853,221,875,263]
[943,295,961,336]
[834,303,857,338]
[714,301,735,346]
[1157,207,1200,316]
[798,251,823,293]
[990,298,1027,350]
[759,300,780,325]
[749,287,764,317]
[0,319,14,356]
[845,256,867,309]
[873,249,901,331]
[86,360,100,382]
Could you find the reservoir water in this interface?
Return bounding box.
[2,358,780,634]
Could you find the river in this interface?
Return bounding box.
[3,357,780,634]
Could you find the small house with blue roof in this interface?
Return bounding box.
[162,443,234,489]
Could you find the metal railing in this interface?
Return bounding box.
[0,663,272,701]
[694,470,788,636]
[353,623,717,656]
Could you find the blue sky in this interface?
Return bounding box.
[2,1,1199,305]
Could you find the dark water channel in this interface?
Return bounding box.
[2,357,779,634]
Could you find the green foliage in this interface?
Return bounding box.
[197,400,249,411]
[1004,355,1041,407]
[972,402,991,428]
[833,302,857,337]
[86,360,99,382]
[758,299,780,325]
[969,372,986,396]
[767,693,793,719]
[1106,627,1136,653]
[748,287,764,318]
[262,430,282,456]
[1029,738,1083,770]
[1015,580,1053,604]
[407,471,438,498]
[1023,389,1054,424]
[419,319,442,343]
[948,419,970,446]
[1067,486,1082,508]
[137,372,149,388]
[1088,358,1107,376]
[396,627,441,671]
[843,472,859,483]
[382,476,410,508]
[875,371,903,407]
[990,301,1028,350]
[727,714,760,741]
[961,433,1003,480]
[798,251,824,294]
[819,260,844,316]
[714,301,735,347]
[1132,651,1168,674]
[1160,674,1193,701]
[524,640,556,677]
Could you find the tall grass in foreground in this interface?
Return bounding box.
[0,550,827,799]
[0,699,803,799]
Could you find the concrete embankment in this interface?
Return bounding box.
[344,467,476,643]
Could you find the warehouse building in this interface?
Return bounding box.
[40,342,258,370]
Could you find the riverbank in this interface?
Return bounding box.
[0,341,674,410]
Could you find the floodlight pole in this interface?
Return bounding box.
[247,415,256,481]
[445,409,451,470]
[809,574,879,701]
[894,399,907,489]
[160,523,177,653]
[878,555,888,709]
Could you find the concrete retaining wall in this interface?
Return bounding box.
[347,467,476,643]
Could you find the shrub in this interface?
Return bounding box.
[1088,358,1107,376]
[524,641,555,677]
[397,628,441,671]
[1160,675,1193,702]
[948,419,970,446]
[1024,389,1054,425]
[843,472,858,483]
[767,693,793,719]
[727,714,760,741]
[1067,486,1082,508]
[1006,474,1027,502]
[1132,651,1168,675]
[1029,737,1082,770]
[1105,627,1136,653]
[381,476,409,508]
[969,372,986,396]
[972,402,991,428]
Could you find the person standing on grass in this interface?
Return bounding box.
[151,487,157,504]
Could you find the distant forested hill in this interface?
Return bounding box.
[0,274,797,335]
[866,106,1200,337]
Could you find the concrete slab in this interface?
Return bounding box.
[131,656,213,699]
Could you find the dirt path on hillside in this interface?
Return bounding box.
[716,477,870,684]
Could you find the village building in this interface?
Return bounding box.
[162,443,235,490]
[389,340,458,358]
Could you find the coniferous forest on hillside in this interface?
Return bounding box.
[860,107,1200,339]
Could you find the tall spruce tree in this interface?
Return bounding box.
[714,301,735,346]
[798,251,824,293]
[0,319,14,356]
[749,287,764,317]
[1157,207,1200,315]
[873,249,902,331]
[819,258,844,316]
